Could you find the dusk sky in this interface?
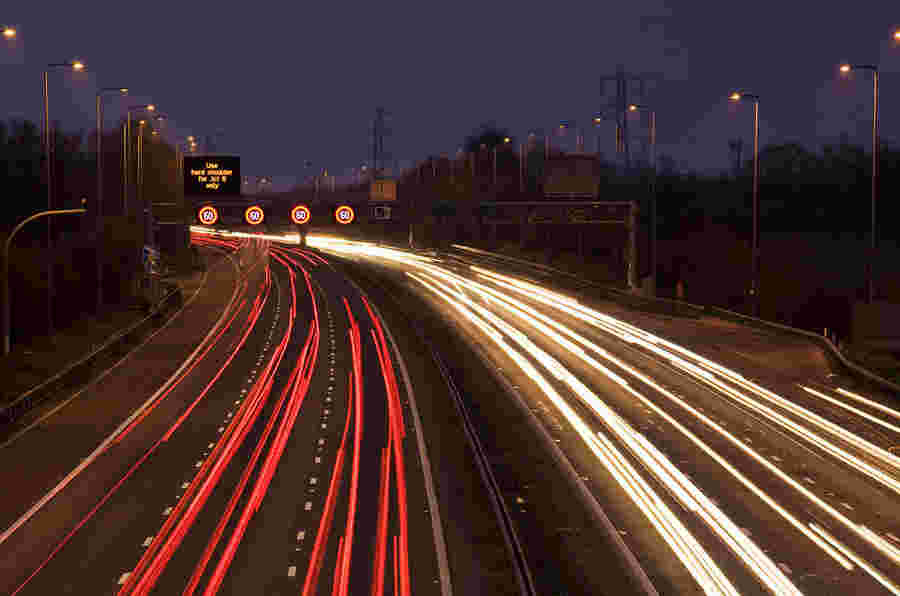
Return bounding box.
[2,3,899,190]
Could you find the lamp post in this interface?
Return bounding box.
[124,103,156,216]
[839,64,879,304]
[729,91,761,317]
[42,59,87,338]
[3,205,87,355]
[629,104,657,296]
[95,87,128,315]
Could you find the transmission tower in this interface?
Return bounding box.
[370,107,393,180]
[597,64,663,172]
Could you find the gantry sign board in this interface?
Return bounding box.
[370,179,396,201]
[184,155,241,196]
[480,201,633,225]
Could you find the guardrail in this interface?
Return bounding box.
[449,244,900,395]
[0,283,182,425]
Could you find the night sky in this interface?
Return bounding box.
[2,3,899,190]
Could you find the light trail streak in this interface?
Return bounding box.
[407,272,743,595]
[413,271,798,595]
[423,265,857,573]
[307,237,900,592]
[836,388,900,422]
[202,264,320,595]
[470,268,900,494]
[799,386,900,436]
[366,298,410,595]
[336,298,364,596]
[302,371,353,596]
[183,263,302,595]
[121,260,278,594]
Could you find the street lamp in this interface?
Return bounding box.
[2,25,16,39]
[729,91,761,317]
[95,86,128,315]
[42,59,89,338]
[124,103,156,215]
[839,63,880,304]
[3,204,87,355]
[629,104,657,297]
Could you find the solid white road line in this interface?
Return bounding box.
[0,247,246,548]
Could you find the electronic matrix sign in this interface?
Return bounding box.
[184,155,241,195]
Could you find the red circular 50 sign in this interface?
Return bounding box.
[335,205,355,224]
[198,205,219,225]
[291,204,311,224]
[245,205,265,225]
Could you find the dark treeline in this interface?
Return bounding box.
[1,117,181,346]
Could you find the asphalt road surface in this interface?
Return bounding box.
[0,232,449,595]
[305,233,900,596]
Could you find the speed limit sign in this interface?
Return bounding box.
[335,205,355,225]
[198,205,219,225]
[291,204,311,224]
[245,205,264,225]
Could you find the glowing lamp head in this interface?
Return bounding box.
[138,119,146,125]
[504,137,511,143]
[3,27,16,39]
[119,88,129,94]
[72,60,85,71]
[729,92,742,101]
[894,30,900,41]
[187,136,195,142]
[839,64,851,73]
[629,104,638,111]
[146,104,156,111]
[594,117,603,123]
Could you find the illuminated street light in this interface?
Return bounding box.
[729,90,762,316]
[839,62,879,303]
[42,59,91,337]
[2,25,16,39]
[894,30,900,41]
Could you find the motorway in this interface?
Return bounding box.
[305,233,900,596]
[0,231,446,595]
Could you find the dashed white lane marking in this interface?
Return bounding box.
[234,400,240,405]
[163,507,173,516]
[310,477,318,485]
[288,565,297,578]
[142,536,153,547]
[314,456,321,464]
[181,482,189,489]
[118,572,132,585]
[226,411,233,418]
[195,460,204,468]
[318,439,325,445]
[304,501,312,511]
[217,427,225,433]
[208,442,215,449]
[297,530,306,541]
[321,424,327,430]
